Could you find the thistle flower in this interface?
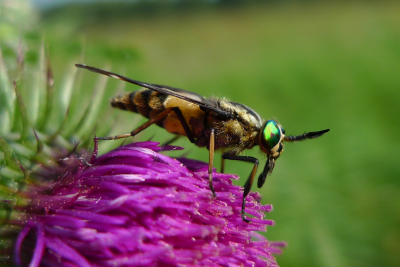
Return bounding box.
[12,140,285,266]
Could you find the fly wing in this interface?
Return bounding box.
[75,64,232,118]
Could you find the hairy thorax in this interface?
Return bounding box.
[196,98,263,154]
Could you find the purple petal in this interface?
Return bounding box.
[15,141,282,267]
[45,236,91,267]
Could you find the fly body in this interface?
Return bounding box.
[76,64,329,222]
[110,88,263,150]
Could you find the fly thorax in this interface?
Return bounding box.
[219,100,263,129]
[222,119,244,136]
[211,119,247,149]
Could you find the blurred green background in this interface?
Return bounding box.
[3,0,400,266]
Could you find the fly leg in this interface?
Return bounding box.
[208,129,217,198]
[96,107,196,143]
[221,153,259,222]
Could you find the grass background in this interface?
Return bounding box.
[6,1,400,266]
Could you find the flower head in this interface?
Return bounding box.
[14,141,285,266]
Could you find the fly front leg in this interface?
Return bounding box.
[208,128,217,198]
[96,107,196,143]
[221,153,259,222]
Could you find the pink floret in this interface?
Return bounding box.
[15,141,285,267]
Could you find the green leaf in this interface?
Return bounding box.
[28,39,47,127]
[38,54,54,131]
[0,136,20,170]
[33,126,44,155]
[56,64,77,129]
[74,71,108,138]
[13,80,30,141]
[0,47,15,135]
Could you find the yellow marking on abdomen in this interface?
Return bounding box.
[163,96,205,136]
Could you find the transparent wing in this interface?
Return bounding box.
[75,64,232,118]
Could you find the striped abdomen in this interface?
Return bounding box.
[110,88,206,137]
[110,89,166,119]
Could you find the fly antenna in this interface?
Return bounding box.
[284,129,330,142]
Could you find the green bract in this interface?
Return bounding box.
[0,40,112,266]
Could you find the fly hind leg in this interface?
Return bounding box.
[208,128,217,198]
[221,153,259,222]
[96,107,196,143]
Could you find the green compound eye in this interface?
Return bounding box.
[261,120,281,151]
